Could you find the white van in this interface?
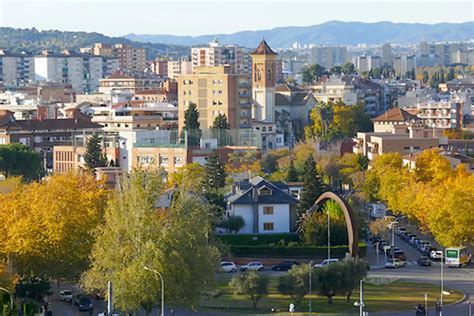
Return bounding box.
[313,258,339,268]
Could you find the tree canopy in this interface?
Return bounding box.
[84,134,107,170]
[182,102,201,146]
[298,155,325,214]
[0,144,42,179]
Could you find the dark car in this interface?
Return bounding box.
[75,296,93,312]
[271,261,301,271]
[392,250,407,261]
[417,256,432,266]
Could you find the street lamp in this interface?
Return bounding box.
[308,260,313,315]
[327,212,331,260]
[353,279,365,316]
[143,266,165,316]
[0,287,13,312]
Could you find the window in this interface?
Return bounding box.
[403,147,410,151]
[268,127,272,132]
[262,127,266,132]
[263,206,274,215]
[174,156,183,166]
[263,223,274,231]
[259,187,272,195]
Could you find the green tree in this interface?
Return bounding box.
[218,215,245,233]
[182,102,201,146]
[341,62,355,75]
[0,144,41,179]
[81,170,220,311]
[301,64,326,84]
[298,156,325,214]
[339,258,368,302]
[286,159,298,182]
[229,272,269,309]
[212,113,230,146]
[277,264,310,307]
[313,263,343,305]
[84,134,107,170]
[202,153,227,192]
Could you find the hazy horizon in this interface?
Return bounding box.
[0,0,472,37]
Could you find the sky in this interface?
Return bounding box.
[0,0,472,37]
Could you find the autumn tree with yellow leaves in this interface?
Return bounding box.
[365,149,474,247]
[0,173,109,281]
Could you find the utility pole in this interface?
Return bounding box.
[309,260,313,315]
[440,250,444,316]
[144,266,165,316]
[327,212,331,260]
[359,279,364,316]
[107,281,113,316]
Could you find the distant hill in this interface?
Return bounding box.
[0,27,189,58]
[125,21,474,48]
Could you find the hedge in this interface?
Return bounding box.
[216,233,300,246]
[229,243,367,258]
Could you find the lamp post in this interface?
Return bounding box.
[354,279,365,316]
[441,250,444,316]
[327,212,331,260]
[424,293,428,316]
[308,260,313,315]
[0,287,13,312]
[143,266,165,316]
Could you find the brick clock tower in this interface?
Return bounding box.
[251,40,277,122]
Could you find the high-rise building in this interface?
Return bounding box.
[34,51,119,93]
[382,43,392,66]
[251,40,277,123]
[191,39,250,74]
[310,46,348,68]
[167,59,192,79]
[393,55,415,77]
[85,43,147,71]
[419,41,469,65]
[177,66,252,131]
[0,50,34,87]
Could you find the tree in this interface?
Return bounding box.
[369,218,390,239]
[82,170,220,312]
[277,264,310,307]
[313,263,343,305]
[84,134,107,170]
[301,64,326,84]
[212,113,230,146]
[0,144,41,179]
[286,159,298,182]
[341,62,355,75]
[202,153,227,192]
[182,102,201,146]
[0,173,109,281]
[229,272,269,309]
[218,215,245,233]
[414,149,452,183]
[299,210,348,246]
[339,258,368,302]
[298,156,325,214]
[169,162,205,192]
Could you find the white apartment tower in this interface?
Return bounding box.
[191,39,250,74]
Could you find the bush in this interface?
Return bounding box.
[229,243,367,258]
[218,216,245,233]
[216,233,300,246]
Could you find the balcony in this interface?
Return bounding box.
[239,102,252,108]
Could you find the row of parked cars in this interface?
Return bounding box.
[396,226,443,262]
[219,259,343,273]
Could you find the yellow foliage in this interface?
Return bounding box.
[0,173,109,278]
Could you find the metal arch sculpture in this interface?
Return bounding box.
[312,191,359,258]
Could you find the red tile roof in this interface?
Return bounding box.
[372,107,419,122]
[251,40,277,55]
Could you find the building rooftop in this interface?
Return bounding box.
[251,40,277,55]
[372,107,419,123]
[227,176,298,205]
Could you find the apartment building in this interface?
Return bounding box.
[0,50,34,87]
[310,46,348,69]
[149,57,169,77]
[191,39,251,74]
[34,51,119,93]
[353,55,382,72]
[382,43,392,66]
[393,55,415,77]
[98,70,163,93]
[420,41,469,66]
[167,59,192,79]
[178,66,252,130]
[311,76,358,105]
[416,100,465,129]
[83,43,147,72]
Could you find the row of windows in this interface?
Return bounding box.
[254,126,273,132]
[138,155,183,166]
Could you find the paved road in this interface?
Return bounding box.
[366,227,474,316]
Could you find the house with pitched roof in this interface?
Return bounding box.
[226,176,299,234]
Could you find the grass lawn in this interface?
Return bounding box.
[198,274,463,314]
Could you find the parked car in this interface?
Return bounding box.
[76,296,93,312]
[417,256,432,266]
[410,237,421,247]
[271,261,301,271]
[313,258,339,268]
[400,232,410,241]
[59,290,73,302]
[422,246,434,256]
[430,250,444,261]
[395,227,407,236]
[392,250,407,261]
[405,234,416,242]
[219,261,237,273]
[240,262,264,272]
[420,241,432,252]
[385,259,406,269]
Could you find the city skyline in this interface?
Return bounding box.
[0,0,472,37]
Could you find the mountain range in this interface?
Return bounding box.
[125,21,474,48]
[0,27,188,58]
